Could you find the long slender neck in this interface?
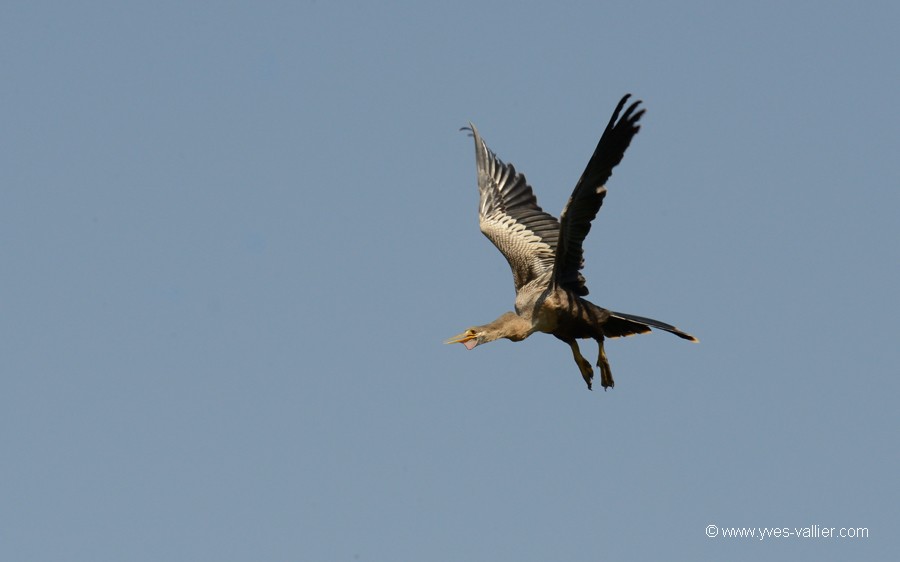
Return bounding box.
[483,312,533,342]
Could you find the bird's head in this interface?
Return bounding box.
[444,327,486,350]
[445,313,528,349]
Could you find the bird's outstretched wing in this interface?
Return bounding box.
[553,94,645,296]
[464,123,560,291]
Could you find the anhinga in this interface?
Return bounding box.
[446,94,697,390]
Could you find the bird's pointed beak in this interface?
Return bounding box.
[445,332,479,350]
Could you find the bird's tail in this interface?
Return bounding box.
[604,311,698,342]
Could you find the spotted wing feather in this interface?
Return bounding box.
[465,123,561,291]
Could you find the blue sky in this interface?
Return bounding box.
[2,2,898,560]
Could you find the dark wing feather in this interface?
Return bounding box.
[553,94,645,296]
[464,123,560,291]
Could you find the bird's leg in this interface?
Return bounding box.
[596,337,614,390]
[567,339,594,390]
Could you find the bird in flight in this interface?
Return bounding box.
[446,94,697,391]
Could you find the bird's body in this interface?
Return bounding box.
[447,94,697,390]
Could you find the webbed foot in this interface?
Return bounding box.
[597,339,614,390]
[567,340,594,390]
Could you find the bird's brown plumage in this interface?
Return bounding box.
[448,95,696,391]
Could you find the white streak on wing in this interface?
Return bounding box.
[480,212,555,289]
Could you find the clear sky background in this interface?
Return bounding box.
[2,2,898,561]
